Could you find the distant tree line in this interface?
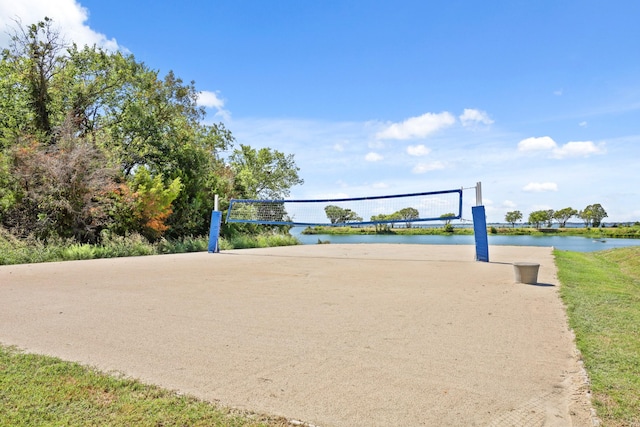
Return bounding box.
[0,18,302,243]
[505,204,608,229]
[323,206,456,231]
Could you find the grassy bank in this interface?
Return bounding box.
[0,231,299,266]
[555,247,640,426]
[492,225,640,238]
[302,225,473,235]
[0,346,290,427]
[302,224,640,238]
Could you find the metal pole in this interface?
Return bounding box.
[214,194,219,212]
[476,182,482,206]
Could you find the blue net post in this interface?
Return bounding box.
[472,205,489,262]
[208,211,222,253]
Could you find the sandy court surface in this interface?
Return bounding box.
[0,244,593,426]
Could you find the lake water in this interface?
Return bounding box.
[289,228,640,252]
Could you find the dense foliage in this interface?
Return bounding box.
[0,18,302,246]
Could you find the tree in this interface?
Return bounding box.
[325,205,362,224]
[528,210,553,229]
[0,18,237,240]
[397,207,419,228]
[591,204,608,227]
[579,204,608,228]
[552,207,577,228]
[505,210,523,228]
[129,168,182,241]
[229,144,303,200]
[3,135,120,242]
[371,213,401,232]
[440,212,456,226]
[3,17,66,143]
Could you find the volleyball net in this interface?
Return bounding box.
[211,184,488,262]
[225,189,463,227]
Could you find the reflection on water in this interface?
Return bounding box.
[289,228,640,252]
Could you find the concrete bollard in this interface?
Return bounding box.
[513,262,540,284]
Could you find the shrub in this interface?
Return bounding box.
[61,244,96,260]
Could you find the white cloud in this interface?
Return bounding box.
[376,112,455,140]
[518,137,606,159]
[517,136,557,152]
[554,89,563,96]
[459,108,494,127]
[502,200,517,208]
[197,90,230,120]
[372,182,389,189]
[551,141,605,159]
[365,152,383,162]
[523,182,558,192]
[333,143,344,152]
[197,91,224,109]
[579,121,588,127]
[0,0,120,51]
[406,144,431,157]
[412,161,445,174]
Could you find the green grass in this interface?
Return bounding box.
[0,346,291,427]
[0,230,300,265]
[219,233,300,250]
[301,225,474,235]
[555,247,640,426]
[302,224,640,238]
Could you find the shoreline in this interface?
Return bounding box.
[300,224,640,239]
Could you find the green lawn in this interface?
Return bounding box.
[555,247,640,426]
[0,347,291,427]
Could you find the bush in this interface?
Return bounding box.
[61,244,96,260]
[225,232,299,250]
[156,236,209,254]
[97,232,156,258]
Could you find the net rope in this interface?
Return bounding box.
[226,189,462,227]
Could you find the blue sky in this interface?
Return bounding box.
[2,0,639,223]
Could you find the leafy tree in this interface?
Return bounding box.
[0,51,30,149]
[440,212,456,226]
[505,210,523,228]
[129,168,182,241]
[591,204,608,227]
[325,205,362,224]
[397,207,419,228]
[229,144,303,200]
[552,207,577,228]
[0,151,16,211]
[579,204,608,228]
[371,213,401,232]
[528,210,553,229]
[371,214,389,232]
[0,18,237,240]
[2,17,66,143]
[3,135,119,242]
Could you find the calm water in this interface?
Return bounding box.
[290,228,640,252]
